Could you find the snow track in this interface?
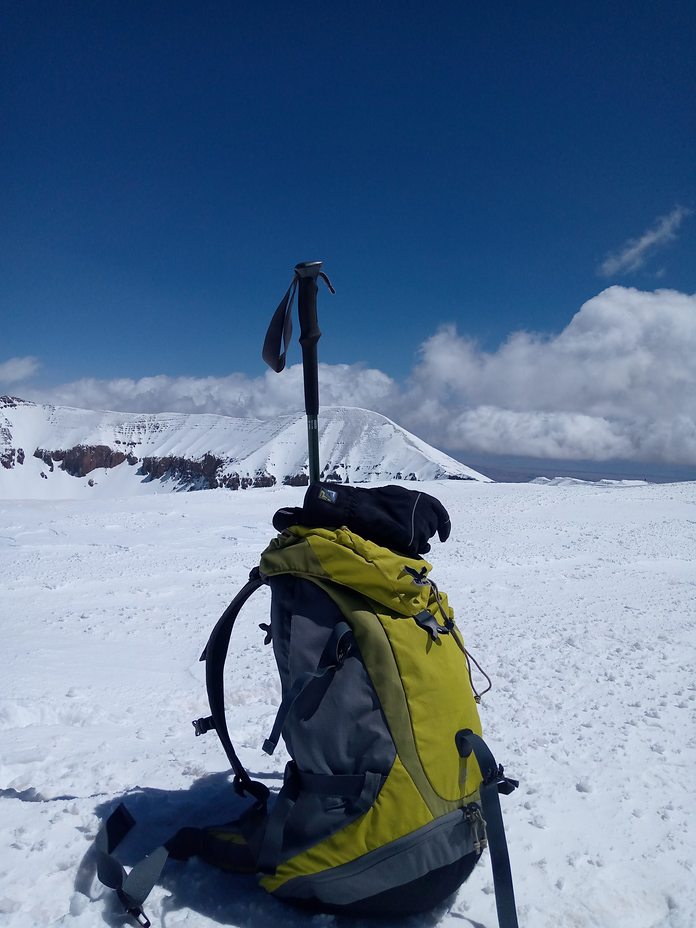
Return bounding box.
[1,481,694,927]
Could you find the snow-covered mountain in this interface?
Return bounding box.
[0,395,490,498]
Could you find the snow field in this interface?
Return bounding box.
[1,481,695,927]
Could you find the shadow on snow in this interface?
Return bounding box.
[75,771,485,928]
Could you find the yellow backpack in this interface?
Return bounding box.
[96,483,519,926]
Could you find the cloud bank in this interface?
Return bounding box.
[9,286,696,465]
[405,286,696,463]
[599,206,691,277]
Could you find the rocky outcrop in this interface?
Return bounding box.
[0,395,32,409]
[283,473,310,487]
[27,443,320,490]
[1,402,25,468]
[1,447,24,469]
[138,453,222,489]
[138,453,279,490]
[34,445,138,476]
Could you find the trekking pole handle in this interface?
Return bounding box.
[296,262,323,416]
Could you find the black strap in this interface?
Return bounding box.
[256,763,381,875]
[456,731,520,928]
[297,769,379,802]
[256,763,301,874]
[262,276,298,372]
[197,568,269,804]
[95,804,168,927]
[261,621,353,756]
[96,804,260,925]
[262,269,335,374]
[261,662,336,755]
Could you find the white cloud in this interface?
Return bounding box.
[405,286,696,463]
[17,286,696,465]
[599,206,691,277]
[435,407,634,460]
[0,356,41,386]
[41,363,398,421]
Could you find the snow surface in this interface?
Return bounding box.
[1,480,695,928]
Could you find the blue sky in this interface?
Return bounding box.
[2,2,696,466]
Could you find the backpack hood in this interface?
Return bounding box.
[260,524,454,621]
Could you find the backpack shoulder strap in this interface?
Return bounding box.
[193,566,269,805]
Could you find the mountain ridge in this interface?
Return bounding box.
[0,395,490,498]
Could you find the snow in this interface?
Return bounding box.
[1,480,695,927]
[1,400,489,498]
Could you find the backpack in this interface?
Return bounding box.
[96,483,519,927]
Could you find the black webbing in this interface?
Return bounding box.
[199,568,269,804]
[261,268,335,375]
[255,763,377,875]
[256,764,301,874]
[95,804,168,927]
[262,276,298,372]
[95,806,258,926]
[261,621,353,755]
[456,731,520,928]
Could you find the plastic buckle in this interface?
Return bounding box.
[127,906,151,928]
[192,716,215,737]
[117,891,151,928]
[414,610,449,641]
[336,631,354,664]
[497,764,519,795]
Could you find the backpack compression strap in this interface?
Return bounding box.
[456,730,520,928]
[95,804,168,928]
[95,803,259,927]
[193,567,270,805]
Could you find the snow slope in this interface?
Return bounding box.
[1,480,695,927]
[0,397,489,498]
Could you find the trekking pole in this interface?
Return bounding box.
[262,261,335,485]
[296,261,325,484]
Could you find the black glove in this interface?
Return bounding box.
[273,482,451,557]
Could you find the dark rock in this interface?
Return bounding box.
[1,396,33,409]
[1,447,25,469]
[218,470,276,491]
[139,452,223,489]
[34,449,54,472]
[35,445,128,477]
[283,473,309,487]
[252,473,276,488]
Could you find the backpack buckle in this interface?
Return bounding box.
[414,610,450,641]
[192,716,216,737]
[497,765,519,795]
[126,906,151,928]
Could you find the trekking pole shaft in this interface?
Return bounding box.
[305,412,320,484]
[296,265,322,484]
